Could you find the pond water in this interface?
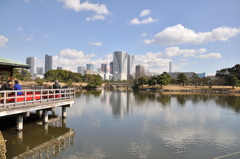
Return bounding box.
[1,90,240,159]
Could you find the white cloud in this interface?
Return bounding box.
[43,34,51,39]
[89,42,102,46]
[130,17,158,25]
[58,0,110,15]
[59,49,97,58]
[86,15,105,21]
[17,27,22,31]
[0,36,9,47]
[164,47,207,57]
[141,32,147,37]
[22,34,34,41]
[144,24,240,45]
[196,53,221,59]
[140,9,151,17]
[181,59,187,61]
[23,0,30,3]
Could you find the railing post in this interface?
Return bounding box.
[3,92,6,108]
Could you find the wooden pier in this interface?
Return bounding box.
[0,88,75,131]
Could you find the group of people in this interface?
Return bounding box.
[0,80,23,95]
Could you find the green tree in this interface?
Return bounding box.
[13,68,31,81]
[138,77,148,88]
[190,73,201,88]
[227,75,239,89]
[157,72,171,87]
[177,73,188,86]
[148,78,156,87]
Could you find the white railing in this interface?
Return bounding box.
[0,88,75,109]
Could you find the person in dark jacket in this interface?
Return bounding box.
[53,80,61,93]
[14,80,23,95]
[0,80,13,91]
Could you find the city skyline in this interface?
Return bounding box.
[0,0,240,75]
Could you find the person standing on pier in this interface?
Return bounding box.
[14,80,23,95]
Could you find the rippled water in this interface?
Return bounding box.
[1,90,240,159]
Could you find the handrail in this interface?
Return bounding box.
[0,88,75,109]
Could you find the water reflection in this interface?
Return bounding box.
[1,115,75,159]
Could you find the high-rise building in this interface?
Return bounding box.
[135,65,145,79]
[45,54,52,73]
[57,67,62,69]
[113,51,128,81]
[86,64,94,71]
[127,55,134,75]
[36,67,43,75]
[26,57,34,76]
[169,61,172,73]
[101,64,107,73]
[77,67,85,75]
[110,62,113,74]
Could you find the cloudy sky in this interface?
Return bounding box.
[0,0,240,75]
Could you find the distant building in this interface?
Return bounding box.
[97,68,102,72]
[113,51,128,81]
[110,62,113,74]
[127,55,134,75]
[101,64,107,73]
[135,65,145,79]
[169,61,172,73]
[26,57,34,76]
[45,54,52,73]
[57,67,62,69]
[77,67,85,75]
[168,72,206,79]
[36,67,43,75]
[86,64,94,71]
[196,72,206,78]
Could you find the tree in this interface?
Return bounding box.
[138,77,148,88]
[13,68,31,81]
[190,73,201,88]
[148,78,156,87]
[157,72,171,87]
[177,73,188,86]
[227,75,239,89]
[215,64,240,85]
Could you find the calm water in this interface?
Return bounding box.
[1,90,240,159]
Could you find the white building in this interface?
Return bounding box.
[77,67,85,75]
[113,51,128,81]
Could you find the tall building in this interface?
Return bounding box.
[110,62,113,74]
[169,61,172,73]
[77,67,85,75]
[86,64,94,71]
[57,67,62,69]
[36,67,43,75]
[135,65,145,79]
[45,54,52,73]
[101,64,107,73]
[127,55,134,75]
[26,57,34,76]
[113,51,128,81]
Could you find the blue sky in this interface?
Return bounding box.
[0,0,240,75]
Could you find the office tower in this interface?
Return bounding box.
[113,51,128,81]
[26,57,34,76]
[169,61,172,73]
[110,62,113,74]
[77,67,85,75]
[57,67,62,69]
[86,64,94,71]
[135,65,145,79]
[101,64,107,73]
[127,55,134,75]
[45,54,52,73]
[36,67,43,75]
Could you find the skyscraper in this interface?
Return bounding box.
[77,67,85,75]
[36,67,43,75]
[45,54,52,73]
[110,62,113,74]
[169,61,172,73]
[86,64,94,71]
[135,65,145,79]
[113,51,128,81]
[101,64,107,73]
[127,54,134,75]
[26,57,34,76]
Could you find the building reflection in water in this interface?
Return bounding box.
[2,116,75,159]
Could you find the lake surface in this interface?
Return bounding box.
[1,90,240,159]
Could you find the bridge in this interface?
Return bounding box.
[0,88,75,131]
[110,83,133,89]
